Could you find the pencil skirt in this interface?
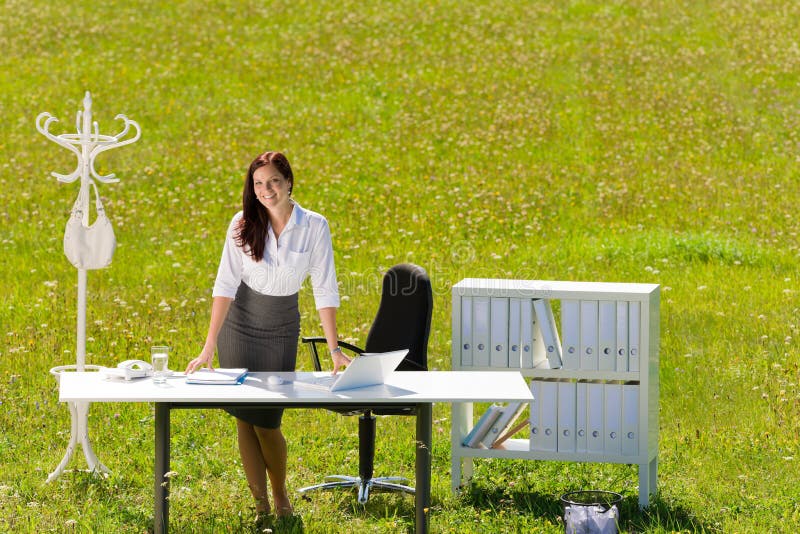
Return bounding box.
[217,282,300,428]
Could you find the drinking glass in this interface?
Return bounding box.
[151,346,170,384]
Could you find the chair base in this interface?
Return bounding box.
[298,475,415,505]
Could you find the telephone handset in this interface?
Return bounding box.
[102,359,153,380]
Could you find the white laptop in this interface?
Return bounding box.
[301,349,409,392]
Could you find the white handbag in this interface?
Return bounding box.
[63,180,116,270]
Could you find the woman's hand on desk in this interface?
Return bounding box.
[331,350,351,375]
[185,347,215,374]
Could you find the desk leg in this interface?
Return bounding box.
[415,403,432,534]
[155,403,170,534]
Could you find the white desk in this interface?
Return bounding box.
[59,370,532,533]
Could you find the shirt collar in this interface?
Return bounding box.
[281,200,308,233]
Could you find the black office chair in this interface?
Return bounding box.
[297,263,432,504]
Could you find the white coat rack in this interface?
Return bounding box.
[36,92,141,482]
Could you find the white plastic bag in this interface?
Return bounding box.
[564,504,618,534]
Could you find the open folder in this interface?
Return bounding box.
[186,368,248,385]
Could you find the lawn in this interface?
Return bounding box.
[0,0,798,532]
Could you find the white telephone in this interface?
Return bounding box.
[102,359,153,380]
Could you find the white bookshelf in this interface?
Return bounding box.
[450,279,659,508]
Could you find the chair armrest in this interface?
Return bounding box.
[300,337,364,371]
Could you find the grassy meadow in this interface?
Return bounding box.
[1,0,798,531]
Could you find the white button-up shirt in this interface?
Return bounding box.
[212,202,340,309]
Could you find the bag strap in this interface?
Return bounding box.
[88,179,105,214]
[70,179,106,223]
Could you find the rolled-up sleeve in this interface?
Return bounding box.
[308,218,340,309]
[212,214,243,298]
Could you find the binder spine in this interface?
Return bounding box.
[557,380,577,453]
[508,298,522,368]
[580,300,599,371]
[561,300,580,369]
[628,301,641,373]
[520,298,536,368]
[490,298,509,368]
[598,300,616,372]
[473,297,490,367]
[615,301,629,372]
[460,296,473,367]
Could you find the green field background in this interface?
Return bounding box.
[1,0,798,532]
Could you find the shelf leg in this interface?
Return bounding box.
[450,402,474,493]
[638,457,657,508]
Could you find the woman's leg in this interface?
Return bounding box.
[254,426,293,516]
[235,419,270,514]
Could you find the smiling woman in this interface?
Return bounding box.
[183,150,351,525]
[239,152,295,261]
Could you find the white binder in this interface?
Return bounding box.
[533,299,563,369]
[461,296,473,367]
[508,298,522,368]
[628,301,641,373]
[490,298,508,368]
[622,382,639,456]
[598,300,616,372]
[580,300,599,370]
[586,382,604,454]
[520,298,536,368]
[557,380,576,453]
[615,301,628,372]
[576,381,588,453]
[473,297,490,367]
[540,380,558,452]
[604,382,622,456]
[561,300,580,369]
[529,380,542,450]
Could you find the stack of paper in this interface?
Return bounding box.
[484,402,528,448]
[185,368,248,385]
[462,405,503,448]
[462,403,529,449]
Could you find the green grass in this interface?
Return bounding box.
[1,0,799,531]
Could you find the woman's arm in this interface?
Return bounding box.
[318,306,351,374]
[185,296,233,373]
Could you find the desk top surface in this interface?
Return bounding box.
[58,370,533,404]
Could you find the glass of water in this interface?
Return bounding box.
[151,346,170,384]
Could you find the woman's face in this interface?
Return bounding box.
[253,165,292,211]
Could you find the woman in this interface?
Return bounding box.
[185,151,350,520]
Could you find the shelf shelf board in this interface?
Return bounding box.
[454,440,649,463]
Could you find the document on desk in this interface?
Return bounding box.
[186,368,248,385]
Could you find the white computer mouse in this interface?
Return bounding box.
[267,375,284,386]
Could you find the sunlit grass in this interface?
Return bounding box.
[1,0,799,532]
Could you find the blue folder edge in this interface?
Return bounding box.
[185,370,248,385]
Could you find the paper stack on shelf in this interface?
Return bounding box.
[484,402,528,448]
[491,419,530,449]
[462,405,503,448]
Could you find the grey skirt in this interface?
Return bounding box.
[217,282,300,428]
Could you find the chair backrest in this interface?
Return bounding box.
[364,264,432,371]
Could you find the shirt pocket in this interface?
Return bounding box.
[284,249,311,274]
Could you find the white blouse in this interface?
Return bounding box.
[212,202,340,309]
